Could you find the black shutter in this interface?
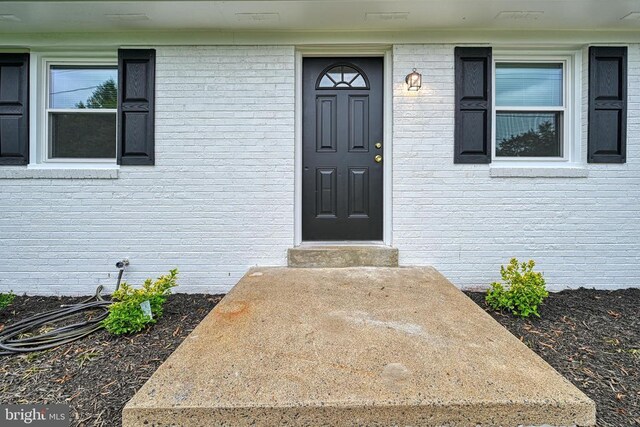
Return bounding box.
[0,53,29,165]
[588,47,627,163]
[118,49,155,165]
[454,47,492,164]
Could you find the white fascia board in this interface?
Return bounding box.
[1,29,640,48]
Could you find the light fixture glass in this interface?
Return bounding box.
[405,68,422,91]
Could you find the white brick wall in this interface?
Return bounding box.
[0,46,295,295]
[1,43,638,295]
[393,44,640,290]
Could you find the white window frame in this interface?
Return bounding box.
[491,51,580,166]
[31,52,118,167]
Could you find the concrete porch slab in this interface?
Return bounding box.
[123,267,595,427]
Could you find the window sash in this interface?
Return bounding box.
[47,111,117,160]
[49,65,118,110]
[492,56,571,162]
[43,60,118,163]
[495,111,564,158]
[495,62,564,108]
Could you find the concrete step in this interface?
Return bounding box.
[288,245,398,268]
[123,267,595,427]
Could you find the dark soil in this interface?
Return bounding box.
[0,293,223,427]
[1,289,638,427]
[466,288,640,427]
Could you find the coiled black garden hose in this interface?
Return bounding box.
[0,261,128,356]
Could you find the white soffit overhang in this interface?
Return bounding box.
[0,0,640,33]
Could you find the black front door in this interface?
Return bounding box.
[302,57,384,241]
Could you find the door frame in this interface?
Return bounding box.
[294,46,393,246]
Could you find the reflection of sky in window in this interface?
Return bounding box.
[495,63,563,107]
[49,67,117,109]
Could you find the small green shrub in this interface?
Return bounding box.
[486,258,548,318]
[0,291,16,311]
[103,269,178,335]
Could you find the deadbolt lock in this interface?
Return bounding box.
[374,154,383,163]
[375,142,382,149]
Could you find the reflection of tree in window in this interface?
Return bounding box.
[75,78,117,109]
[497,120,559,157]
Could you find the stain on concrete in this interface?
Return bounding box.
[213,301,249,319]
[329,310,424,337]
[173,383,193,404]
[382,363,411,383]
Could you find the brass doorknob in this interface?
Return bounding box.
[375,142,382,149]
[374,154,382,163]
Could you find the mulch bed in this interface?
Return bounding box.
[1,289,638,426]
[466,288,640,427]
[0,293,223,427]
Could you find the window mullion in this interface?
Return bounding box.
[48,109,116,114]
[495,106,564,112]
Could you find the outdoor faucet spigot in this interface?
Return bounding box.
[115,259,130,269]
[114,259,129,291]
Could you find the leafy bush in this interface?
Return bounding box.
[486,258,548,318]
[103,269,178,335]
[0,291,16,311]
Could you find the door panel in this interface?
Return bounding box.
[302,57,383,241]
[348,95,369,152]
[316,168,337,217]
[316,96,337,152]
[348,167,369,218]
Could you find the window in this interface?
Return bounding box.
[493,58,571,161]
[46,64,117,161]
[317,64,368,89]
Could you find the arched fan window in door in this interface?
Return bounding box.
[317,64,369,89]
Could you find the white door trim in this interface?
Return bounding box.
[294,46,393,246]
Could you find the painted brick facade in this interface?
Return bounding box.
[393,44,640,290]
[0,43,638,294]
[0,46,295,295]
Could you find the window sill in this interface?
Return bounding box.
[0,167,119,179]
[489,166,588,178]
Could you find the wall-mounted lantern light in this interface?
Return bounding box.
[405,68,422,91]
